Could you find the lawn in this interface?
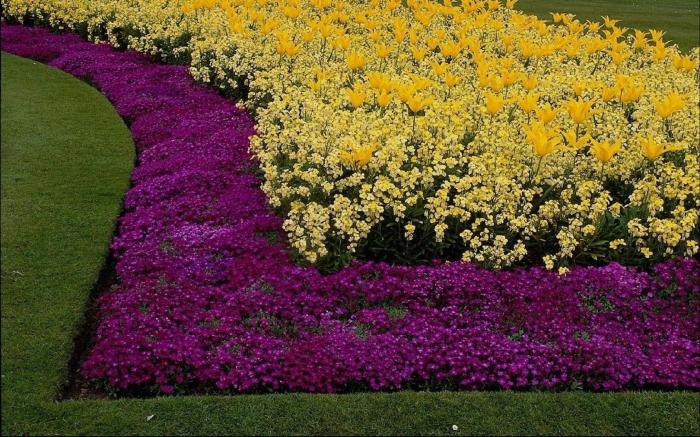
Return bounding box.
[2,0,700,434]
[516,0,699,51]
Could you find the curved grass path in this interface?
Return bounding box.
[1,44,699,436]
[1,51,134,431]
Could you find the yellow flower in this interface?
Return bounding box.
[276,39,300,57]
[522,74,538,91]
[406,94,434,114]
[410,46,428,62]
[484,92,505,115]
[346,52,368,70]
[562,129,591,151]
[377,89,393,108]
[501,70,521,87]
[565,97,595,124]
[590,139,622,162]
[654,92,685,118]
[632,30,648,49]
[610,49,631,66]
[525,123,561,157]
[609,239,626,250]
[601,86,620,103]
[341,144,377,167]
[346,84,366,108]
[652,45,667,62]
[374,43,392,59]
[518,93,540,113]
[620,85,644,104]
[535,104,559,125]
[440,41,461,58]
[443,72,461,88]
[671,54,697,72]
[366,71,391,90]
[638,134,682,161]
[430,60,449,77]
[602,16,620,29]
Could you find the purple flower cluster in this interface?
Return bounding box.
[2,23,699,394]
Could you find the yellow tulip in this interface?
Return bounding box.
[484,92,505,115]
[346,85,366,108]
[525,123,561,157]
[444,72,461,88]
[406,94,434,114]
[346,52,368,70]
[602,16,620,29]
[518,93,540,113]
[654,92,685,118]
[562,129,591,151]
[565,97,595,124]
[652,45,666,62]
[620,85,644,104]
[410,46,428,62]
[633,30,648,49]
[374,43,392,59]
[590,139,622,162]
[639,135,683,160]
[430,60,449,77]
[341,144,377,167]
[601,86,620,103]
[610,50,631,65]
[501,70,521,87]
[377,89,392,108]
[649,29,666,45]
[672,54,698,72]
[535,104,559,125]
[522,74,538,91]
[440,41,461,58]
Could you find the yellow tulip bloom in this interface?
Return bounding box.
[601,86,620,103]
[590,139,622,162]
[535,104,559,125]
[484,92,506,115]
[563,129,591,151]
[377,89,393,108]
[639,135,682,160]
[654,92,685,118]
[430,60,449,77]
[518,93,540,113]
[443,71,461,88]
[565,98,596,124]
[346,85,367,108]
[374,43,392,59]
[341,144,377,167]
[525,123,561,157]
[410,46,428,62]
[406,94,434,113]
[346,52,368,70]
[620,85,644,104]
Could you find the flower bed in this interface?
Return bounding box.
[3,0,699,272]
[2,23,699,394]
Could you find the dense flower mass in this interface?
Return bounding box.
[5,0,698,269]
[3,23,699,394]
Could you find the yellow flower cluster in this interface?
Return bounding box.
[5,0,698,268]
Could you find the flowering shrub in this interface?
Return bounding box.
[3,23,699,394]
[5,0,698,270]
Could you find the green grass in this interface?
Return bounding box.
[517,0,699,51]
[2,6,700,433]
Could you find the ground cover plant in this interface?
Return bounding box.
[1,45,698,437]
[2,1,699,398]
